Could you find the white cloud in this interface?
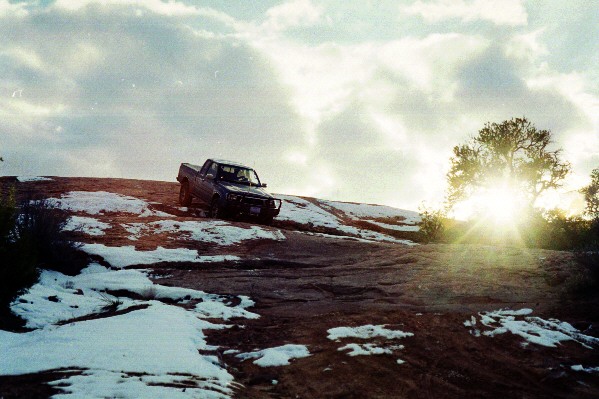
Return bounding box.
[0,0,27,17]
[263,0,323,32]
[505,29,548,63]
[52,0,239,28]
[55,0,202,17]
[401,0,528,26]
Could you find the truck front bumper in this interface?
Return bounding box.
[224,195,281,219]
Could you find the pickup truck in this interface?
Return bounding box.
[177,159,282,224]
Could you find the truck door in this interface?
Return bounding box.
[192,160,211,198]
[197,161,218,204]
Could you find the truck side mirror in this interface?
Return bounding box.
[261,183,267,188]
[206,173,215,180]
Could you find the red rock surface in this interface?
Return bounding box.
[1,176,598,399]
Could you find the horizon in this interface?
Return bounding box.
[1,0,598,212]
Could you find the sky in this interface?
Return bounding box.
[1,0,598,211]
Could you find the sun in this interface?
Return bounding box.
[452,183,528,227]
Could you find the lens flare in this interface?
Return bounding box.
[452,183,528,227]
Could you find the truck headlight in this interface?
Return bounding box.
[269,199,281,209]
[227,194,242,201]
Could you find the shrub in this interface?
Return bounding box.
[15,198,88,275]
[418,204,446,243]
[566,245,599,298]
[0,187,39,306]
[0,192,88,307]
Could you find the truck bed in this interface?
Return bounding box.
[177,163,201,182]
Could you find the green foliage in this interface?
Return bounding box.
[447,117,570,208]
[581,167,599,219]
[418,203,447,243]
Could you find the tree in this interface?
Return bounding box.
[446,117,570,209]
[581,168,599,218]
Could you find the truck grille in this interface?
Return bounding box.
[242,196,266,206]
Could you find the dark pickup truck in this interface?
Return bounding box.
[177,159,282,224]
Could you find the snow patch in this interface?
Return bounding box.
[195,298,259,320]
[318,199,421,224]
[276,195,343,229]
[81,244,239,268]
[10,264,249,329]
[63,216,111,236]
[365,220,420,232]
[16,176,53,182]
[327,324,413,363]
[236,344,311,367]
[5,263,262,398]
[338,343,399,356]
[327,324,414,341]
[1,304,234,398]
[571,364,599,373]
[121,219,286,245]
[45,191,170,217]
[466,309,599,348]
[277,195,416,244]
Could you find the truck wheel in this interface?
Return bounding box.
[261,216,274,226]
[209,197,221,219]
[179,182,192,206]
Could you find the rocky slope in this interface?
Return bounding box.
[1,176,598,399]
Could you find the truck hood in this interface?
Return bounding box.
[219,181,273,198]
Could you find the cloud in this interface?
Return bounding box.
[53,0,233,21]
[0,0,27,17]
[263,0,323,32]
[1,0,597,212]
[0,4,303,184]
[401,0,528,26]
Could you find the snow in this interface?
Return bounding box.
[81,244,239,268]
[236,344,310,367]
[16,176,53,182]
[276,195,344,229]
[338,227,416,245]
[10,264,250,329]
[1,304,234,398]
[195,298,259,320]
[63,216,111,236]
[277,195,416,244]
[327,324,414,341]
[365,220,420,232]
[4,262,263,398]
[45,191,170,217]
[318,199,421,224]
[466,309,599,348]
[338,343,395,356]
[121,219,286,244]
[571,364,599,373]
[327,325,413,363]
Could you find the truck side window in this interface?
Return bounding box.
[199,161,211,176]
[207,162,218,178]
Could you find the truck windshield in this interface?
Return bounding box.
[218,165,261,186]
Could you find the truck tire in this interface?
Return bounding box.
[260,215,274,226]
[209,196,221,219]
[179,182,192,206]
